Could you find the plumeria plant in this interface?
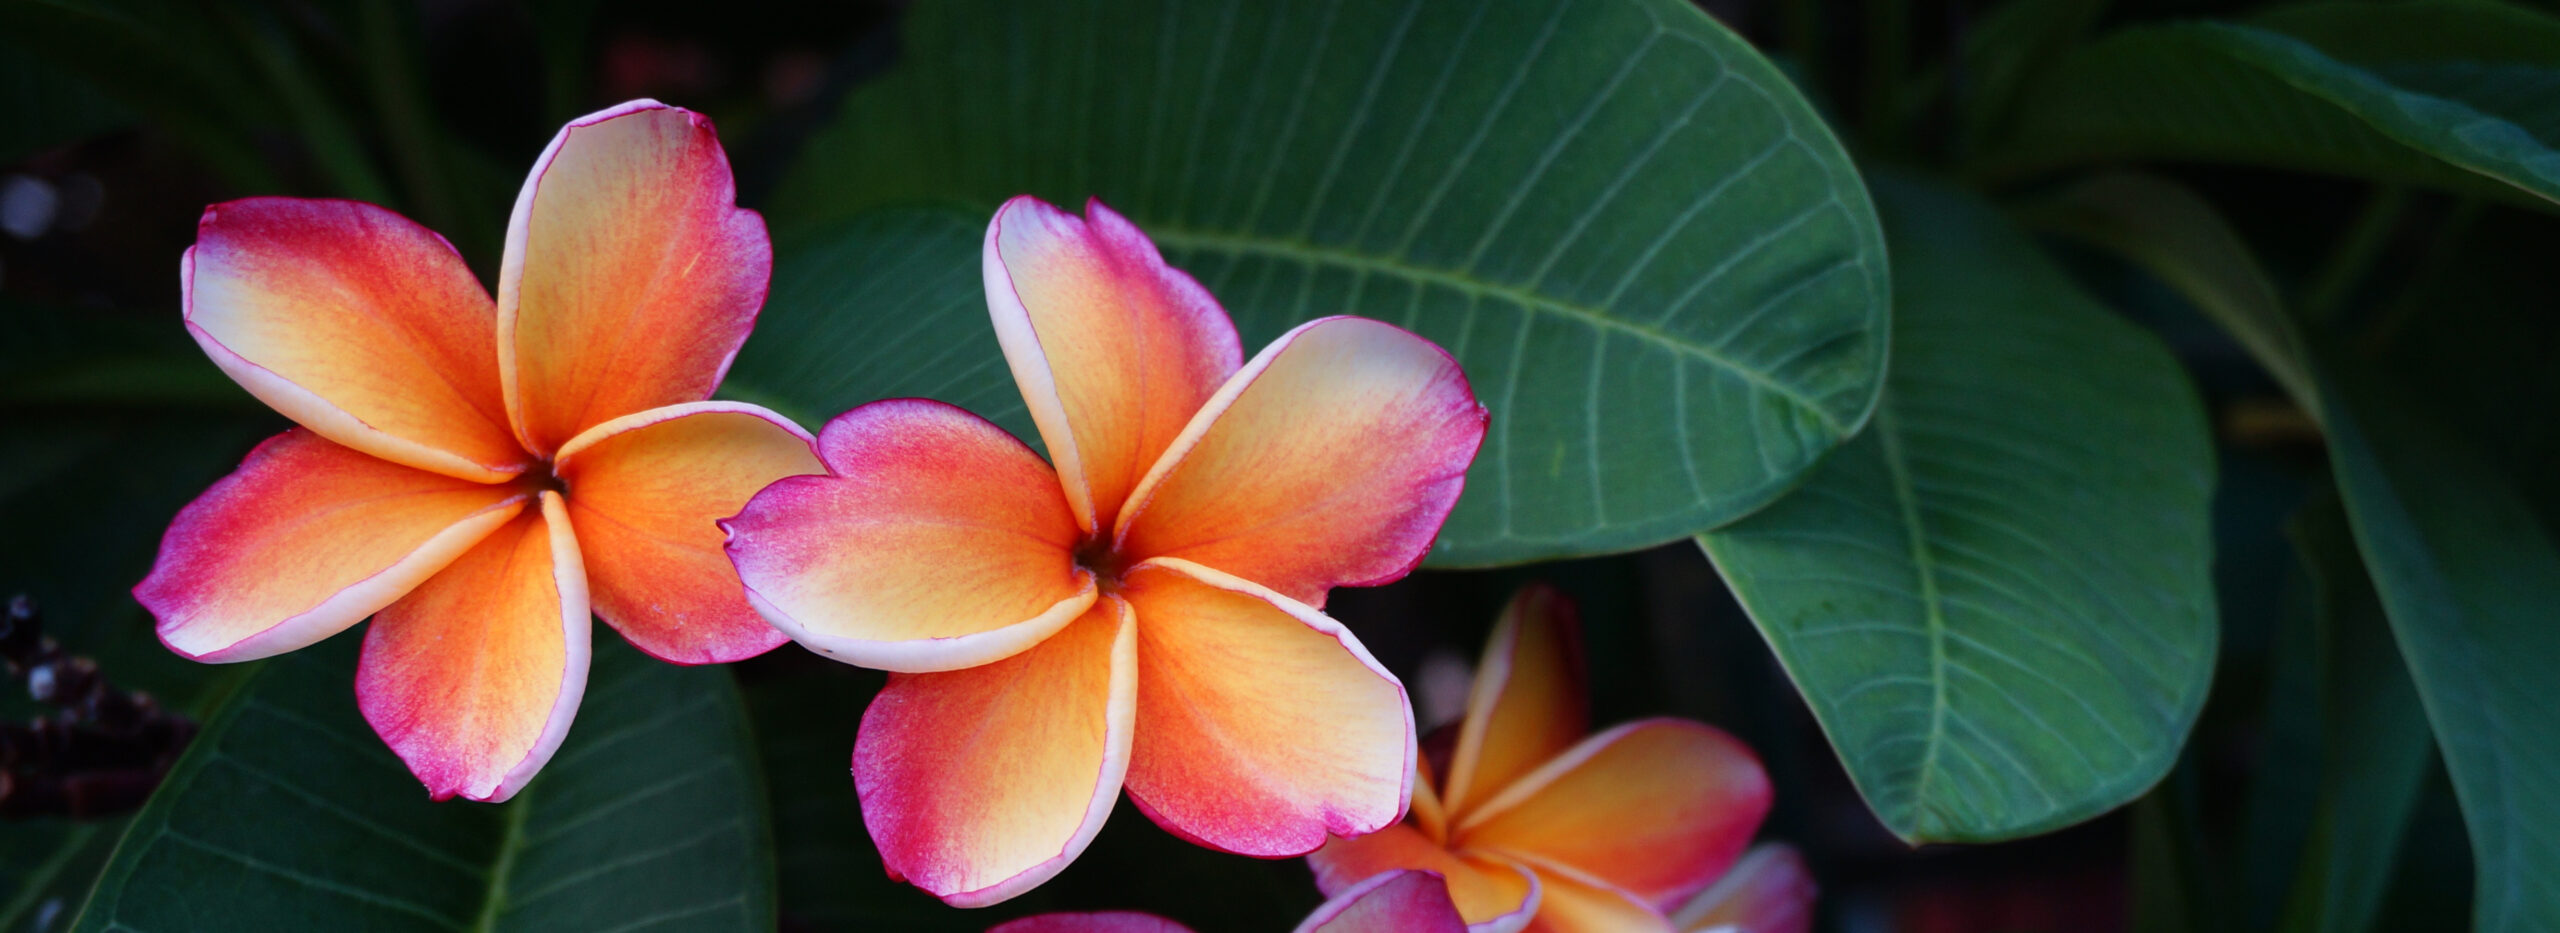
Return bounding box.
[6,0,2559,930]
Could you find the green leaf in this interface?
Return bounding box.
[1990,2,2560,208]
[2020,171,2316,409]
[1,818,124,933]
[2316,370,2560,933]
[2276,493,2433,933]
[2025,159,2560,932]
[1698,177,2218,843]
[747,0,1890,565]
[73,633,776,933]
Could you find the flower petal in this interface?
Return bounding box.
[498,100,769,455]
[356,491,589,802]
[136,430,528,663]
[1294,870,1470,933]
[722,399,1094,672]
[991,913,1192,933]
[1518,864,1673,933]
[184,198,524,482]
[985,195,1242,534]
[552,401,818,664]
[1116,316,1485,606]
[1441,584,1588,819]
[1309,826,1542,933]
[1669,845,1815,933]
[1457,720,1771,908]
[1116,558,1411,857]
[856,598,1135,907]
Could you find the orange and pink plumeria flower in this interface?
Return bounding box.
[721,196,1489,905]
[993,868,1478,933]
[1309,585,1813,933]
[134,100,818,802]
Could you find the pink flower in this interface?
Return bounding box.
[722,196,1489,905]
[135,100,816,801]
[991,868,1475,933]
[1309,586,1810,933]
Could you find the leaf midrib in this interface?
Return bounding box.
[1873,401,1953,833]
[470,785,534,932]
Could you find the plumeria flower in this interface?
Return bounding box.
[722,196,1488,905]
[989,868,1474,933]
[1309,585,1805,933]
[134,100,817,802]
[1670,845,1815,933]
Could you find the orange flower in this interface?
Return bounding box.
[1309,586,1805,933]
[134,100,818,802]
[721,196,1489,905]
[991,868,1473,933]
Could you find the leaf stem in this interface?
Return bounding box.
[2301,185,2408,326]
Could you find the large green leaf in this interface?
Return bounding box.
[2026,167,2560,932]
[73,633,775,932]
[744,0,1890,565]
[1698,178,2218,843]
[2317,371,2560,933]
[1990,1,2560,208]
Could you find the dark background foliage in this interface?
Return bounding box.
[5,0,2555,931]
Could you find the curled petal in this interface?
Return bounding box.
[985,195,1242,534]
[553,402,819,664]
[723,399,1092,672]
[1441,584,1587,818]
[857,599,1135,907]
[991,913,1192,933]
[498,100,769,455]
[1458,721,1771,908]
[1117,316,1486,606]
[1118,558,1411,857]
[357,492,589,802]
[184,198,524,481]
[1310,827,1542,933]
[1669,845,1816,933]
[137,430,527,663]
[1294,870,1469,933]
[1517,864,1672,933]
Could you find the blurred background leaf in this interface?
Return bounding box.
[1989,2,2560,209]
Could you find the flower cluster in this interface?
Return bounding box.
[136,100,1807,923]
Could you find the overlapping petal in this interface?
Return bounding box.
[1115,317,1486,606]
[356,492,589,803]
[723,399,1093,672]
[136,430,529,663]
[1457,721,1771,908]
[856,599,1135,907]
[984,196,1241,534]
[553,401,817,664]
[1441,584,1588,817]
[990,913,1191,933]
[1670,845,1815,933]
[1117,558,1411,857]
[1311,826,1542,933]
[1515,865,1671,933]
[184,198,524,481]
[1295,870,1470,933]
[498,100,768,455]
